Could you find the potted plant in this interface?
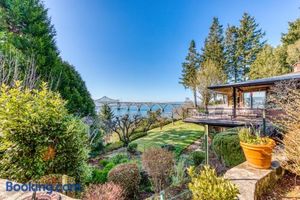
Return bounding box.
[239,127,275,169]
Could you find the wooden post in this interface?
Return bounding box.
[233,87,237,118]
[205,124,209,165]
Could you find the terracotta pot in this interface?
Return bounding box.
[240,140,275,169]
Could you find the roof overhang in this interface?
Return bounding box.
[208,72,300,93]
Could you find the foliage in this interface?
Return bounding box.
[249,45,291,80]
[188,165,239,200]
[108,114,144,146]
[127,143,138,154]
[104,141,124,152]
[142,148,174,193]
[89,163,115,184]
[197,59,225,111]
[110,154,129,165]
[108,163,141,199]
[201,17,226,73]
[235,13,266,81]
[268,81,300,176]
[0,0,95,117]
[98,104,114,134]
[287,39,300,65]
[171,159,186,187]
[238,127,272,145]
[212,130,245,167]
[282,18,300,46]
[224,25,239,83]
[142,110,162,132]
[82,183,125,200]
[180,40,200,107]
[0,82,89,183]
[190,151,205,166]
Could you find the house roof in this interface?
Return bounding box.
[208,72,300,90]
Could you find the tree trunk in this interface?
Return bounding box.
[193,89,198,108]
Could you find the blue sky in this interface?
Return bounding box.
[44,0,299,101]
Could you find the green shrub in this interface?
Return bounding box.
[0,82,89,183]
[108,163,141,199]
[190,151,205,166]
[110,154,128,165]
[104,141,124,152]
[212,130,245,167]
[99,159,109,167]
[172,159,186,186]
[89,162,115,184]
[188,165,239,200]
[127,143,138,153]
[238,127,273,145]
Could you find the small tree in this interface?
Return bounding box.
[108,114,143,146]
[197,60,225,112]
[99,103,114,134]
[143,110,161,132]
[180,40,200,107]
[142,148,174,193]
[268,80,300,176]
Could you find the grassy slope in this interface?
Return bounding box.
[134,121,204,156]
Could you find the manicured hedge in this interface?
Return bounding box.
[212,129,245,167]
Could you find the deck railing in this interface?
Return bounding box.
[187,106,264,120]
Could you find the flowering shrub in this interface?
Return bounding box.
[82,183,124,200]
[108,163,141,199]
[188,165,239,200]
[141,148,174,193]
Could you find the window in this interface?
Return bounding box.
[243,91,266,108]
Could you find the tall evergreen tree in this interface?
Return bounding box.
[201,17,226,73]
[236,13,266,81]
[224,25,239,82]
[0,0,95,117]
[249,45,290,79]
[99,103,114,134]
[282,18,300,46]
[180,40,200,107]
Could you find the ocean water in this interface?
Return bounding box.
[110,104,181,118]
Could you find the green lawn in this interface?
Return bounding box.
[134,120,204,156]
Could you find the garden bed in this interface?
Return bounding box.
[259,171,300,200]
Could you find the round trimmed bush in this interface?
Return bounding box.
[108,163,141,199]
[212,130,245,167]
[83,183,124,200]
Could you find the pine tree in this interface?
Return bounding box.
[201,17,226,73]
[180,40,200,107]
[224,25,239,82]
[236,13,266,81]
[99,103,114,134]
[282,18,300,46]
[249,45,290,79]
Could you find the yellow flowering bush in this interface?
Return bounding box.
[188,165,239,200]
